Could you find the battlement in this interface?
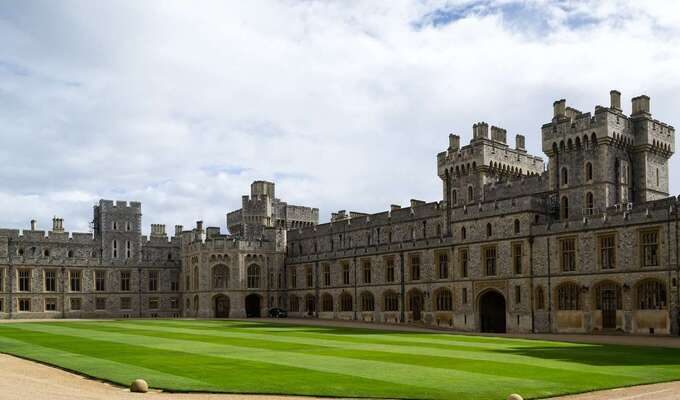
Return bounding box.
[98,199,142,210]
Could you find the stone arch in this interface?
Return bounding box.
[339,292,353,312]
[383,290,399,312]
[360,291,375,312]
[213,294,230,318]
[321,293,334,312]
[478,289,506,333]
[433,287,453,311]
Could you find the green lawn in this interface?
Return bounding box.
[0,320,679,400]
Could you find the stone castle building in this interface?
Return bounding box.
[1,90,678,335]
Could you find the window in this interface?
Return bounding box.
[340,293,353,312]
[599,235,616,270]
[461,227,466,240]
[121,297,132,310]
[126,221,131,232]
[513,243,523,274]
[67,250,73,258]
[410,255,421,281]
[95,297,106,310]
[149,297,160,310]
[125,240,132,259]
[452,190,457,205]
[641,230,659,267]
[386,258,395,282]
[594,282,622,310]
[585,192,594,213]
[557,283,580,310]
[656,168,660,187]
[362,261,371,284]
[113,221,118,230]
[360,292,375,311]
[514,219,520,234]
[384,291,399,311]
[561,196,569,220]
[467,186,474,202]
[486,223,492,237]
[514,285,521,304]
[0,299,3,312]
[306,267,314,288]
[18,270,30,292]
[70,298,82,311]
[70,270,81,292]
[459,248,469,278]
[247,264,261,288]
[321,294,333,312]
[438,254,448,279]
[212,265,227,289]
[289,295,300,312]
[121,271,131,291]
[149,270,159,291]
[342,264,350,285]
[561,167,568,186]
[536,287,545,310]
[45,298,57,312]
[19,298,31,312]
[95,270,106,291]
[0,269,3,291]
[193,267,199,290]
[323,264,330,286]
[170,271,179,291]
[291,269,297,289]
[44,270,56,292]
[435,289,452,311]
[170,297,179,309]
[112,240,118,258]
[483,246,497,276]
[637,280,666,309]
[462,287,468,304]
[560,238,576,272]
[585,162,593,181]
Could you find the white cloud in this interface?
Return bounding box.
[0,0,678,234]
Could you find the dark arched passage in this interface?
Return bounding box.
[245,293,261,318]
[214,295,230,318]
[479,290,506,333]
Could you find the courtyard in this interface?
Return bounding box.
[1,319,680,400]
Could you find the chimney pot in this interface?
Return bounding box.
[610,90,621,111]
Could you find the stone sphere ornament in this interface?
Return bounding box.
[130,379,149,393]
[507,394,523,400]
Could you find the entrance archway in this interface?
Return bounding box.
[214,295,230,318]
[479,290,506,333]
[245,294,261,318]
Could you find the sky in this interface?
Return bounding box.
[0,0,679,235]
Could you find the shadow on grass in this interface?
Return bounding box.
[494,344,680,367]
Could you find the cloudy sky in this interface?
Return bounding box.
[0,0,679,235]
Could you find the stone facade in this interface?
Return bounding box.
[1,90,678,335]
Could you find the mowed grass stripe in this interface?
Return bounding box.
[0,334,208,389]
[0,325,431,399]
[93,321,635,382]
[11,322,556,398]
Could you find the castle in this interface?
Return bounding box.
[1,90,678,335]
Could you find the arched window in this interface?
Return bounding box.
[112,240,118,258]
[557,283,580,310]
[384,291,399,311]
[486,223,492,237]
[585,192,594,213]
[434,288,452,311]
[467,186,474,202]
[561,167,568,186]
[591,132,597,144]
[340,293,353,312]
[360,292,375,312]
[637,279,667,310]
[452,190,457,205]
[212,265,227,289]
[193,267,199,290]
[561,196,569,220]
[247,264,261,288]
[585,162,593,181]
[514,219,520,234]
[321,293,333,312]
[536,287,545,310]
[305,295,316,313]
[193,295,199,313]
[461,226,466,240]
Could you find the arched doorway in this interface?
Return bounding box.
[214,295,230,318]
[245,294,261,318]
[479,290,506,333]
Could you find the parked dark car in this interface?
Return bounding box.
[268,308,288,318]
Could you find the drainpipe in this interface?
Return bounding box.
[314,260,319,318]
[667,202,673,334]
[61,267,65,319]
[399,251,405,323]
[675,198,679,336]
[8,263,13,320]
[353,256,357,321]
[546,237,552,332]
[138,267,142,318]
[529,236,535,333]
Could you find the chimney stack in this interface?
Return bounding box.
[631,95,650,116]
[52,217,64,232]
[175,225,183,236]
[553,99,566,118]
[448,134,460,151]
[30,219,36,231]
[516,134,526,151]
[610,90,621,111]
